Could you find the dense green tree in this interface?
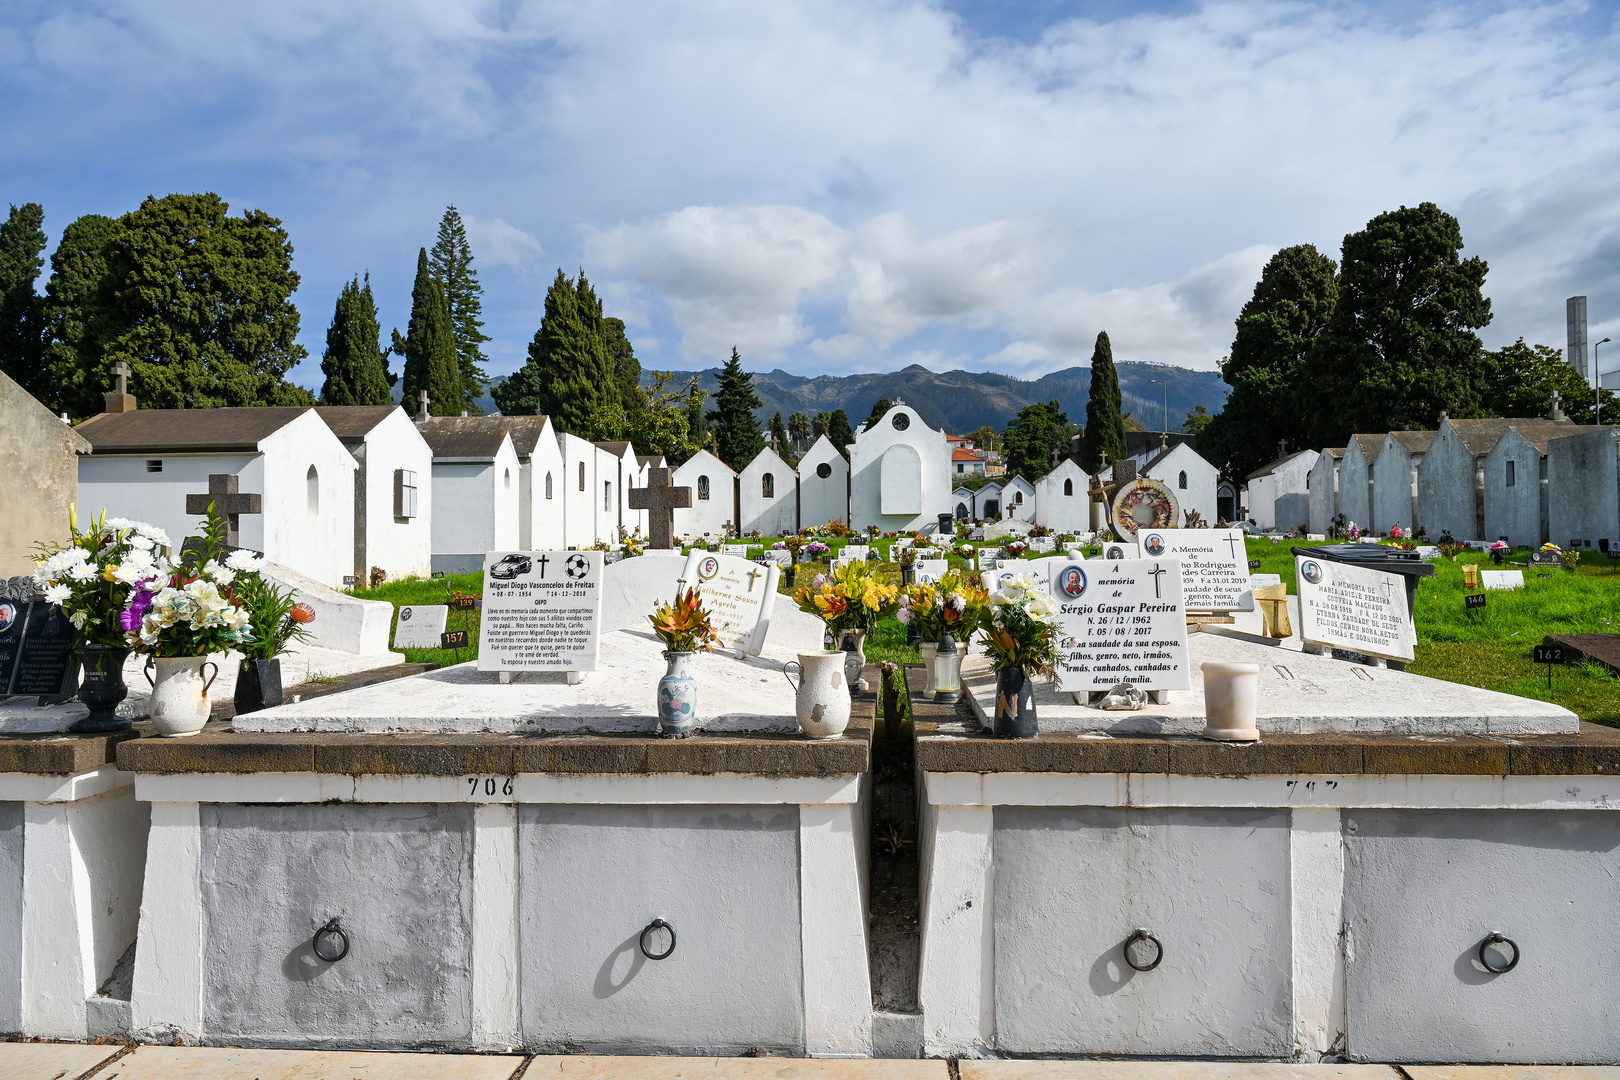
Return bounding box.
[1078,331,1127,473]
[428,206,489,413]
[713,347,765,471]
[604,316,642,421]
[0,203,47,399]
[87,193,312,411]
[685,375,710,449]
[493,269,621,435]
[1001,401,1076,480]
[1482,339,1613,423]
[1200,244,1338,478]
[399,249,463,416]
[1302,202,1491,447]
[787,411,812,445]
[863,398,892,431]
[826,409,854,455]
[1181,404,1213,436]
[812,412,831,439]
[769,411,789,453]
[38,213,122,416]
[319,274,393,406]
[626,371,705,463]
[968,424,1003,455]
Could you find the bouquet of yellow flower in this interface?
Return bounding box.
[897,570,987,643]
[793,560,899,634]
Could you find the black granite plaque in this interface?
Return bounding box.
[0,601,76,696]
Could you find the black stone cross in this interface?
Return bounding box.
[628,467,693,550]
[1147,564,1167,599]
[186,473,262,548]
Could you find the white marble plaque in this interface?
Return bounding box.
[722,544,750,558]
[1029,536,1056,553]
[976,549,1003,570]
[392,604,448,649]
[479,550,603,672]
[1136,528,1252,611]
[1093,540,1140,561]
[1306,533,1326,541]
[1482,569,1525,590]
[681,550,780,655]
[837,544,870,566]
[982,559,1051,596]
[1296,554,1415,663]
[913,558,950,584]
[1048,557,1190,693]
[762,549,793,566]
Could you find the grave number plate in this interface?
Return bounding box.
[465,775,515,799]
[453,597,481,610]
[1532,644,1567,665]
[441,630,470,648]
[1248,559,1262,570]
[1465,593,1487,610]
[342,575,358,587]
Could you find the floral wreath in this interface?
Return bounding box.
[1110,478,1179,540]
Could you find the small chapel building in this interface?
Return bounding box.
[1371,430,1433,535]
[1032,459,1089,533]
[739,446,797,537]
[796,435,849,530]
[671,449,736,539]
[847,402,952,532]
[1140,439,1218,527]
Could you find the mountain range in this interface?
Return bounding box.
[474,362,1229,433]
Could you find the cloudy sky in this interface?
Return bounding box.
[3,0,1618,391]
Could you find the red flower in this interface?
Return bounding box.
[289,603,316,624]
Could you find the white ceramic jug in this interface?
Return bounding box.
[782,652,852,739]
[145,656,218,737]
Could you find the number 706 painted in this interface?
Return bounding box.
[465,775,515,798]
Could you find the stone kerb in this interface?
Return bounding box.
[264,561,397,657]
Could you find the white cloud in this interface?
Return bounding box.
[462,215,543,272]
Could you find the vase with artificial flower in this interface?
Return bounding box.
[228,550,317,715]
[792,560,899,694]
[980,574,1060,737]
[649,586,719,738]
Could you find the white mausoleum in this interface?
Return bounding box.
[847,403,951,532]
[314,406,433,582]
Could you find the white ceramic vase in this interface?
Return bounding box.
[1201,661,1260,741]
[145,655,219,737]
[783,652,852,739]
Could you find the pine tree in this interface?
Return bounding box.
[492,269,620,435]
[319,274,392,406]
[604,316,642,421]
[39,213,121,417]
[769,411,789,453]
[0,203,48,400]
[713,347,765,471]
[428,206,489,413]
[1079,331,1127,473]
[826,409,854,455]
[399,248,462,416]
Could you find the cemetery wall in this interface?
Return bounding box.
[1033,460,1088,532]
[739,446,797,537]
[79,451,256,556]
[1416,423,1483,541]
[797,436,848,529]
[848,405,951,532]
[0,372,88,578]
[1274,492,1309,533]
[1307,453,1339,535]
[0,802,20,1032]
[356,409,433,581]
[1371,440,1421,534]
[1338,441,1374,531]
[1481,430,1545,549]
[1548,428,1620,549]
[519,440,567,551]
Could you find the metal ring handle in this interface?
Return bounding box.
[1124,928,1163,972]
[1478,932,1518,974]
[639,918,676,961]
[312,917,349,963]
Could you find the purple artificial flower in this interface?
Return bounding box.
[119,587,155,632]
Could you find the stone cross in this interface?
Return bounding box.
[185,473,263,549]
[627,467,692,550]
[417,391,430,422]
[111,360,131,396]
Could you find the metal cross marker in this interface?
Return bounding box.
[627,467,694,550]
[184,473,262,548]
[1147,563,1167,598]
[110,360,132,396]
[745,566,764,592]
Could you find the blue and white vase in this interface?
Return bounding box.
[657,651,699,738]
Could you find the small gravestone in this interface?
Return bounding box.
[762,549,792,566]
[1529,551,1562,569]
[681,551,779,655]
[721,544,749,558]
[1046,556,1190,694]
[914,558,949,584]
[478,551,603,675]
[1482,569,1525,591]
[837,544,870,566]
[1296,554,1414,663]
[976,548,1003,570]
[0,598,75,696]
[1095,540,1139,562]
[970,527,985,541]
[393,605,448,650]
[1030,536,1056,554]
[1135,528,1250,611]
[1306,533,1326,541]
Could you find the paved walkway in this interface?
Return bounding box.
[4,1044,1618,1080]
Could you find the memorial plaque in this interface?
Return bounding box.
[837,544,870,566]
[976,548,1003,571]
[1305,533,1326,541]
[970,527,985,541]
[1529,551,1562,568]
[680,550,779,655]
[981,560,1049,596]
[1135,528,1251,611]
[762,549,792,566]
[721,544,750,558]
[1046,557,1190,693]
[478,551,603,672]
[1296,554,1415,663]
[393,605,449,649]
[913,558,950,585]
[1029,536,1056,553]
[0,601,75,696]
[1482,569,1525,591]
[1094,540,1139,562]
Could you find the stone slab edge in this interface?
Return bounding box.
[0,728,137,775]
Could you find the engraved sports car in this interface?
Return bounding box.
[488,554,531,580]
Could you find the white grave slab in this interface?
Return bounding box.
[976,549,1003,570]
[1482,569,1525,590]
[1093,540,1139,561]
[681,550,780,655]
[392,604,448,649]
[1136,527,1252,611]
[1296,553,1415,663]
[479,550,603,672]
[914,559,950,584]
[762,548,793,566]
[1415,545,1441,560]
[1049,556,1190,694]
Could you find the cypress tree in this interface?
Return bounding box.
[320,274,392,406]
[399,248,462,416]
[605,316,642,420]
[40,213,121,417]
[493,269,620,435]
[685,376,709,448]
[1079,331,1127,473]
[769,411,789,453]
[428,206,489,413]
[826,409,854,455]
[0,203,48,402]
[713,347,765,471]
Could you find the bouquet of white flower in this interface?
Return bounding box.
[32,510,174,648]
[127,507,254,657]
[981,574,1060,677]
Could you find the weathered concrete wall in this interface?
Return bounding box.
[1417,423,1482,541]
[1307,453,1339,535]
[1339,443,1373,532]
[992,805,1293,1057]
[1344,808,1620,1063]
[0,803,23,1032]
[1371,443,1417,534]
[519,803,804,1055]
[1548,428,1620,549]
[200,803,473,1048]
[1275,492,1310,534]
[1482,430,1544,549]
[0,372,88,578]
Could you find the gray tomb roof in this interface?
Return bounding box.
[416,415,524,460]
[312,405,400,442]
[76,406,313,453]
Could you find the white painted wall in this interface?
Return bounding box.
[1034,459,1089,532]
[78,451,256,560]
[521,418,566,551]
[1142,442,1218,527]
[672,449,735,539]
[739,446,797,537]
[253,412,356,587]
[429,433,519,572]
[353,409,433,581]
[796,436,848,530]
[1248,451,1317,531]
[558,433,598,549]
[848,404,950,532]
[1000,475,1036,521]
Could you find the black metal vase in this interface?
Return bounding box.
[783,565,797,589]
[70,644,132,733]
[234,658,284,715]
[993,666,1038,738]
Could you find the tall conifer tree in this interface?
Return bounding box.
[428,206,489,413]
[320,274,392,406]
[493,269,620,436]
[1079,331,1127,473]
[0,203,48,401]
[39,213,120,416]
[713,347,764,471]
[399,248,462,416]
